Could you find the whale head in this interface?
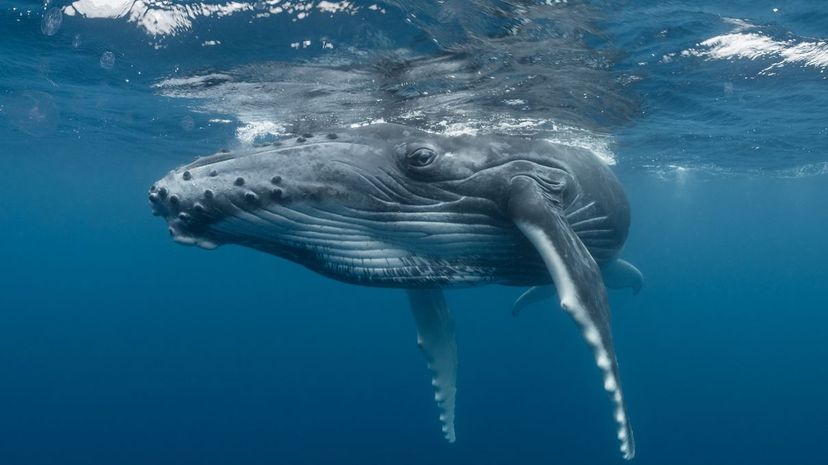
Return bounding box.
[149,123,627,286]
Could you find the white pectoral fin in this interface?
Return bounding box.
[509,182,635,460]
[406,288,458,443]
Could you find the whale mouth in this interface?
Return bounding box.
[148,176,226,250]
[165,219,219,249]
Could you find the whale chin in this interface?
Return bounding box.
[169,233,220,250]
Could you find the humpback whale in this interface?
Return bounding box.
[148,123,643,459]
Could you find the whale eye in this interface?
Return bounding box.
[406,147,437,167]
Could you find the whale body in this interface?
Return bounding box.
[149,123,643,459]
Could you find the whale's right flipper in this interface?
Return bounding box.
[602,259,644,295]
[509,179,635,460]
[406,288,458,443]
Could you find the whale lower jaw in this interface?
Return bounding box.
[198,204,552,287]
[171,200,623,287]
[170,233,219,249]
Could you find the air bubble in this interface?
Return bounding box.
[100,51,115,70]
[181,115,195,131]
[5,91,58,137]
[41,7,62,36]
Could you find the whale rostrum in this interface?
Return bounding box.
[149,123,643,459]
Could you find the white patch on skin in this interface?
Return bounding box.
[596,352,611,369]
[584,327,601,345]
[604,375,617,392]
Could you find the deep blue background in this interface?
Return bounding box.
[2,1,828,464]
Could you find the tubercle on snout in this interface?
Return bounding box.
[150,131,372,248]
[148,152,299,243]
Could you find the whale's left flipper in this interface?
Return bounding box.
[509,179,635,460]
[406,289,458,443]
[512,285,555,317]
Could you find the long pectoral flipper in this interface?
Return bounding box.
[406,289,458,443]
[509,179,635,460]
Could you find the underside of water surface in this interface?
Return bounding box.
[1,2,827,465]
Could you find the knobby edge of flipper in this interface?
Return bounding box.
[508,176,635,460]
[406,288,458,443]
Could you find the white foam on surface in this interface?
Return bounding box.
[64,0,359,37]
[683,32,828,74]
[416,118,617,165]
[236,120,287,144]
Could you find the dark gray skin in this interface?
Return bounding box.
[150,124,629,287]
[149,123,637,459]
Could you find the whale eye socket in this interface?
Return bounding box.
[406,147,437,168]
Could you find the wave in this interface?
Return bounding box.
[62,0,362,38]
[680,28,828,76]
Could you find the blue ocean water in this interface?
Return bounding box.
[1,1,827,464]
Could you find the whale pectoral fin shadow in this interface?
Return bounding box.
[603,259,644,295]
[406,288,458,443]
[509,181,635,460]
